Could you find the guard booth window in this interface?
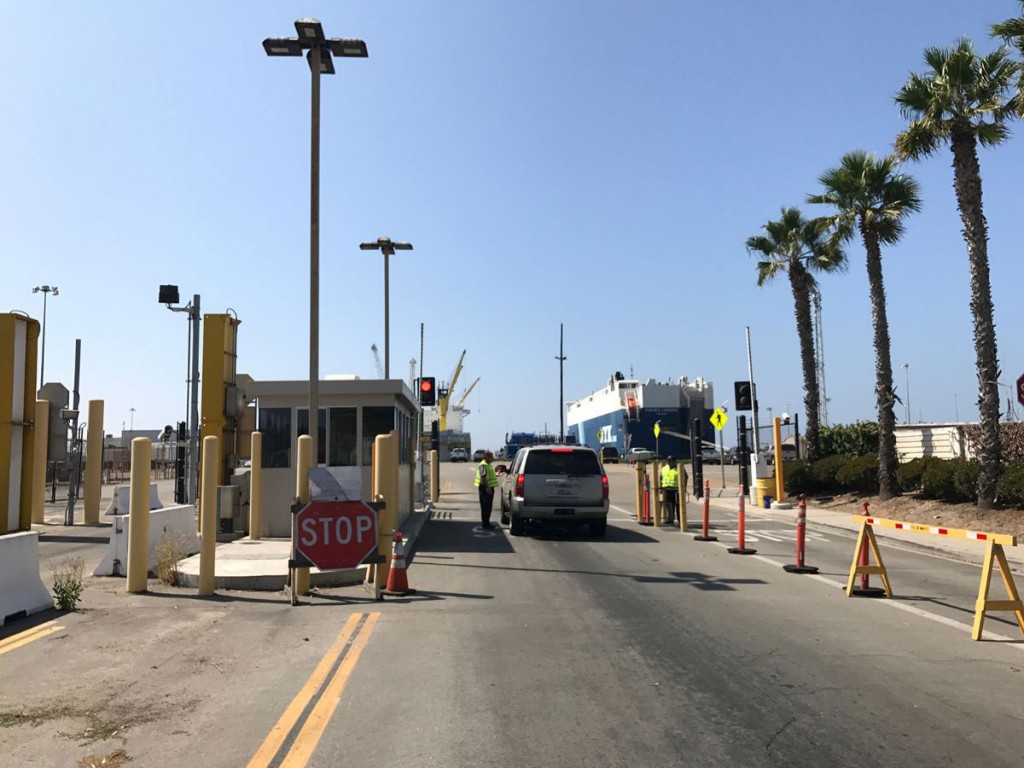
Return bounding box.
[259,407,291,469]
[362,406,394,465]
[328,407,357,467]
[297,408,327,466]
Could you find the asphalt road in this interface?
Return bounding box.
[3,464,1024,766]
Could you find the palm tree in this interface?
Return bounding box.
[992,3,1024,66]
[746,208,846,462]
[808,152,921,500]
[894,39,1018,510]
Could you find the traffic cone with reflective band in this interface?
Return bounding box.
[384,531,416,596]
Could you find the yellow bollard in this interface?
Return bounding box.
[773,417,785,503]
[652,459,663,526]
[31,400,48,525]
[249,431,262,540]
[198,435,219,596]
[126,437,152,593]
[83,400,103,524]
[635,462,644,523]
[430,449,439,503]
[373,431,399,586]
[294,435,312,597]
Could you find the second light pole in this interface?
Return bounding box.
[360,237,413,378]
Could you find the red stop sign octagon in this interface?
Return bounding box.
[296,500,378,571]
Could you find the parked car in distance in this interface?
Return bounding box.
[759,444,798,464]
[473,449,486,462]
[700,448,722,464]
[450,448,469,462]
[500,445,609,537]
[625,447,657,464]
[600,446,620,464]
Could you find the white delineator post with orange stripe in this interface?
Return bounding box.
[845,515,1024,641]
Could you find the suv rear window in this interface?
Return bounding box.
[524,449,601,475]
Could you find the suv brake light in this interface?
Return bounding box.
[602,474,609,500]
[551,447,573,452]
[515,474,525,498]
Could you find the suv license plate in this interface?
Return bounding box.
[553,508,575,516]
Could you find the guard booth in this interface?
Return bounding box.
[240,376,420,537]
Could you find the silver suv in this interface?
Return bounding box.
[499,445,609,537]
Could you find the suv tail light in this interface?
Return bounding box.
[515,474,525,498]
[602,474,609,500]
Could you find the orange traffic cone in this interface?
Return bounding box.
[384,531,416,596]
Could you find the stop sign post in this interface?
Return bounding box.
[293,500,381,572]
[1017,373,1024,408]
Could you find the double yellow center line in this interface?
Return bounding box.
[0,620,63,656]
[247,611,380,768]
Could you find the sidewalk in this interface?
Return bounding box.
[699,491,1024,572]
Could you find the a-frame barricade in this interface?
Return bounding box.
[845,515,1024,642]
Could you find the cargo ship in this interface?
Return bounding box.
[566,372,716,459]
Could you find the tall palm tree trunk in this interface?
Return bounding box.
[950,125,1001,509]
[788,265,820,460]
[861,225,899,499]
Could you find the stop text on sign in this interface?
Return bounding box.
[300,514,373,547]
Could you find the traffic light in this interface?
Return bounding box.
[419,377,436,406]
[430,420,440,452]
[734,381,753,411]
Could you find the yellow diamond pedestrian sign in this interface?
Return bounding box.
[654,421,661,438]
[710,408,728,432]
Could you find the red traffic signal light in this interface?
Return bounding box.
[419,377,436,406]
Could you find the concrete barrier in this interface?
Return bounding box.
[102,483,163,516]
[0,532,54,625]
[94,504,201,577]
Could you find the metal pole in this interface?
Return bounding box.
[64,339,82,525]
[419,323,425,505]
[557,323,566,442]
[904,364,911,424]
[720,423,725,490]
[40,290,48,386]
[308,45,321,466]
[189,294,201,504]
[384,251,390,379]
[746,326,760,454]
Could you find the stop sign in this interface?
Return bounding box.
[1017,374,1024,408]
[295,500,378,571]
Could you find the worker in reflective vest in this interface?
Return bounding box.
[660,457,679,526]
[474,450,500,529]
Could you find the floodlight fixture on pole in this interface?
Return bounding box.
[264,18,368,464]
[31,285,59,386]
[159,283,201,504]
[360,237,413,379]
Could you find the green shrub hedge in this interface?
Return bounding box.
[997,461,1024,507]
[836,454,879,496]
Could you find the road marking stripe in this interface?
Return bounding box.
[280,612,380,767]
[246,613,362,768]
[0,622,62,655]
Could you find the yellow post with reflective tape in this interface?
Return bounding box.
[198,435,219,596]
[249,431,262,540]
[372,430,399,586]
[0,314,39,534]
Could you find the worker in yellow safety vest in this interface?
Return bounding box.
[474,450,500,529]
[660,457,680,526]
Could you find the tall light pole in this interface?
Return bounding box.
[359,237,413,378]
[903,363,911,424]
[160,284,201,504]
[32,285,58,386]
[555,323,566,442]
[265,19,368,463]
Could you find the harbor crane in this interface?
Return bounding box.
[438,349,466,431]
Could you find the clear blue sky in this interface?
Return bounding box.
[3,2,1023,451]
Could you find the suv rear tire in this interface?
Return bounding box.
[510,515,525,536]
[589,519,607,538]
[500,497,510,525]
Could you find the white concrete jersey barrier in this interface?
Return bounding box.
[94,504,201,577]
[0,532,54,625]
[103,483,163,516]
